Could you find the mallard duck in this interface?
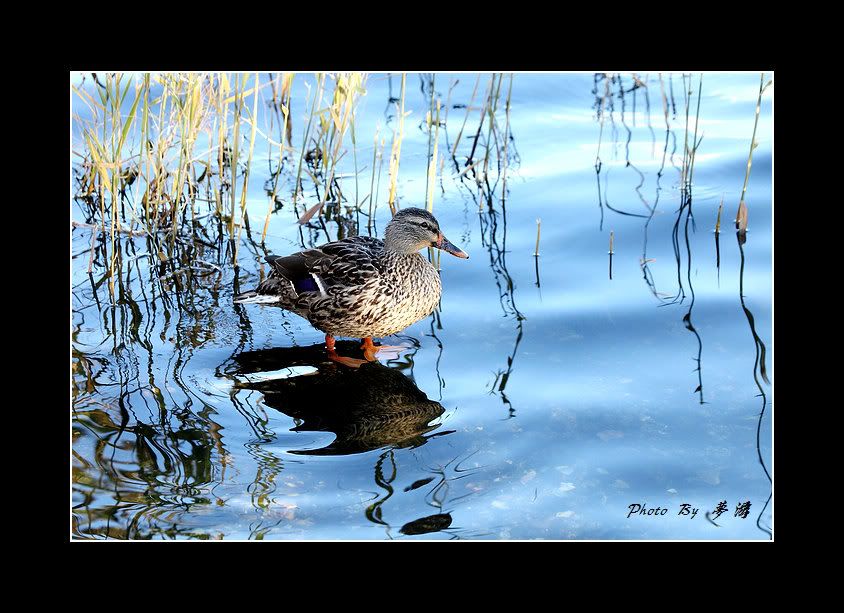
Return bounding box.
[235,208,468,363]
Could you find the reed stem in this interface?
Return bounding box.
[387,73,406,216]
[234,72,261,264]
[715,195,724,233]
[426,99,441,213]
[736,72,771,230]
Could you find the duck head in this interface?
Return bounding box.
[384,207,469,259]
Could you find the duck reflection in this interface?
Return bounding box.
[228,343,447,455]
[400,513,453,535]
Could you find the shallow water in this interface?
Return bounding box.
[71,72,773,540]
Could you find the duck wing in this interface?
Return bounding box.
[259,236,384,303]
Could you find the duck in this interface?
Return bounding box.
[234,207,468,365]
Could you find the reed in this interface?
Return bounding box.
[501,73,514,196]
[296,73,368,226]
[680,74,692,190]
[608,230,615,280]
[687,74,704,188]
[736,72,772,232]
[371,136,386,233]
[72,72,492,286]
[425,99,442,213]
[233,73,261,264]
[321,73,368,212]
[467,75,495,182]
[74,73,151,293]
[424,74,437,207]
[367,124,381,233]
[715,195,724,233]
[170,73,210,245]
[483,73,504,180]
[533,218,541,257]
[264,73,293,242]
[442,78,457,149]
[76,75,221,252]
[351,115,359,223]
[387,73,407,216]
[451,74,481,159]
[293,73,325,211]
[214,74,230,221]
[594,74,611,172]
[423,82,443,269]
[230,74,246,237]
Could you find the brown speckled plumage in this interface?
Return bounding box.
[235,208,467,339]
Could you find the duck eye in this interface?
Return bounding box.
[413,220,437,233]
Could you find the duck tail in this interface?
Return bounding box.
[233,290,281,305]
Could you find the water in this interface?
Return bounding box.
[71,72,773,540]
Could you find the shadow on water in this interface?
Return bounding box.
[225,343,452,455]
[223,342,488,538]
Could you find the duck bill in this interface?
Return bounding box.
[436,234,469,259]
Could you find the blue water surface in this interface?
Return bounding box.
[71,72,772,540]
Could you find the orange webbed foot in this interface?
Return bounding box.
[360,337,411,361]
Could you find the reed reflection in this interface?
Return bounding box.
[72,229,258,540]
[639,73,674,300]
[479,203,525,419]
[446,74,523,418]
[588,73,771,537]
[592,73,651,229]
[72,402,221,539]
[736,230,772,538]
[592,72,708,402]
